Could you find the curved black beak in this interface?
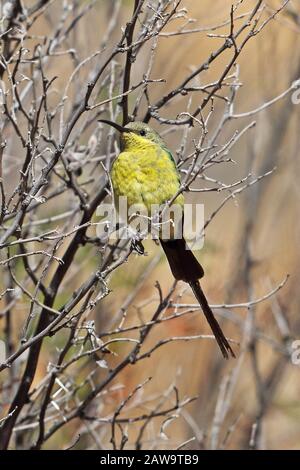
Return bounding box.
[98,119,131,133]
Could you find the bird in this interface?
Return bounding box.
[99,119,235,359]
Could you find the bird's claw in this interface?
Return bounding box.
[131,238,145,255]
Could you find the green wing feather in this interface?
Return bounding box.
[163,147,181,184]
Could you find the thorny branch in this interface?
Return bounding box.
[0,0,295,451]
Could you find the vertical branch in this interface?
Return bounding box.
[0,0,294,451]
[121,0,144,125]
[0,0,23,78]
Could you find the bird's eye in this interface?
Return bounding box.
[139,129,146,136]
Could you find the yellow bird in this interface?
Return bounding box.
[100,119,235,359]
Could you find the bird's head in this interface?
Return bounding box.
[99,120,166,151]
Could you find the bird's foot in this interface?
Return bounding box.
[130,238,145,255]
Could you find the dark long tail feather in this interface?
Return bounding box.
[160,238,235,359]
[160,238,204,282]
[189,279,235,359]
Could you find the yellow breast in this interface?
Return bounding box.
[111,145,184,214]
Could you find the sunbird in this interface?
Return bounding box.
[99,120,235,359]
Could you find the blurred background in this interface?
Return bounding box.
[1,0,300,450]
